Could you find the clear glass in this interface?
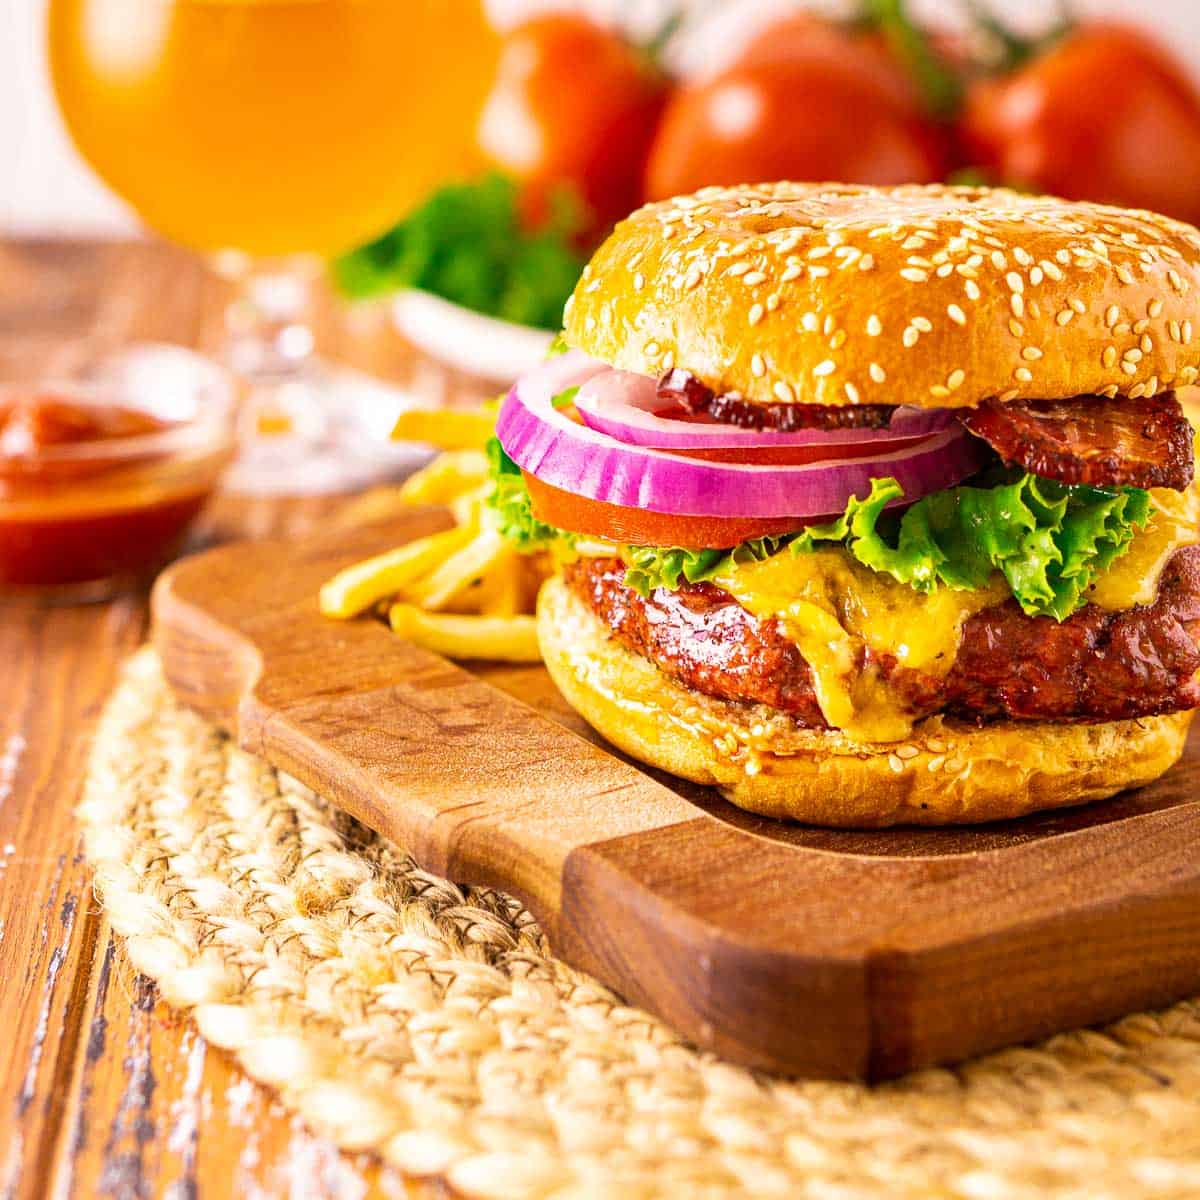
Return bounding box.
[46,0,501,492]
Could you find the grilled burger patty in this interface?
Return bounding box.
[564,550,1200,728]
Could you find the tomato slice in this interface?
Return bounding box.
[524,472,809,548]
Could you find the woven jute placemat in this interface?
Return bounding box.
[79,649,1200,1199]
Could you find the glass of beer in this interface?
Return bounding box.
[47,0,500,490]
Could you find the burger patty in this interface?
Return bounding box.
[564,549,1200,728]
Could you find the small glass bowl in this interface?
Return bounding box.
[0,345,236,603]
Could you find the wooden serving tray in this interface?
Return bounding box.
[152,509,1200,1080]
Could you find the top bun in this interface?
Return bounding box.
[562,183,1200,410]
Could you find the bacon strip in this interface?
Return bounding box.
[657,368,895,431]
[961,392,1194,491]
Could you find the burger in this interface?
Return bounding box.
[488,183,1200,827]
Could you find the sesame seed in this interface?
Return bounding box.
[1102,345,1118,367]
[1170,320,1182,342]
[1141,333,1153,353]
[748,303,764,326]
[947,369,965,390]
[727,261,750,277]
[896,744,919,760]
[751,354,766,378]
[1149,298,1164,317]
[1117,265,1136,285]
[773,380,795,403]
[813,360,836,377]
[823,315,835,336]
[1105,305,1120,327]
[869,362,886,383]
[1100,383,1120,398]
[1022,346,1044,361]
[902,327,919,348]
[808,244,832,259]
[1005,271,1025,295]
[781,265,803,283]
[743,270,767,286]
[991,250,1007,270]
[965,280,981,302]
[684,267,703,290]
[1133,319,1149,334]
[912,317,933,333]
[1010,294,1025,319]
[809,265,830,277]
[866,315,883,337]
[766,293,781,313]
[1029,266,1044,286]
[858,254,875,271]
[900,268,928,283]
[1129,382,1146,398]
[888,754,904,774]
[1009,318,1024,338]
[926,737,947,753]
[1122,361,1138,375]
[997,388,1020,402]
[937,263,954,278]
[830,329,847,349]
[1015,367,1033,383]
[1123,347,1143,362]
[1185,320,1194,343]
[1041,260,1064,281]
[1056,309,1074,326]
[1069,298,1087,313]
[947,303,966,326]
[845,382,861,404]
[802,312,819,332]
[633,273,645,291]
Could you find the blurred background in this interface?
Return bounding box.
[6,0,1200,238]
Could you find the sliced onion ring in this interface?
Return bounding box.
[498,354,988,520]
[574,366,955,449]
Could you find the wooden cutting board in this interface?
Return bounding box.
[152,508,1200,1080]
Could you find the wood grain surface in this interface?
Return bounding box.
[0,237,478,1200]
[153,513,1200,1081]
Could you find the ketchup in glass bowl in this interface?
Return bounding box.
[0,347,235,601]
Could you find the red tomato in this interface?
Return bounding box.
[643,56,947,202]
[524,472,807,549]
[477,16,668,241]
[734,13,922,112]
[961,24,1200,224]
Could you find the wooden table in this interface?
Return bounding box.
[0,238,477,1198]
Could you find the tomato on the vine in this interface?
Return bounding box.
[644,54,948,202]
[961,24,1200,224]
[477,15,668,243]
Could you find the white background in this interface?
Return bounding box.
[4,0,1200,237]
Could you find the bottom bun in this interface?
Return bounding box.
[537,576,1195,827]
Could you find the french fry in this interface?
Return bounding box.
[388,605,541,662]
[449,484,491,527]
[397,449,490,507]
[319,524,474,619]
[391,408,496,451]
[402,528,510,611]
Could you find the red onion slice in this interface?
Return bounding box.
[498,358,988,520]
[573,366,954,448]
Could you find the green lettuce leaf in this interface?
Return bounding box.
[624,537,790,598]
[332,175,586,331]
[792,473,1152,619]
[485,438,570,551]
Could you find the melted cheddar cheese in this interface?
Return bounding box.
[711,474,1200,742]
[712,550,1006,742]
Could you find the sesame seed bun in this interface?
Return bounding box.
[562,183,1200,411]
[538,576,1194,827]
